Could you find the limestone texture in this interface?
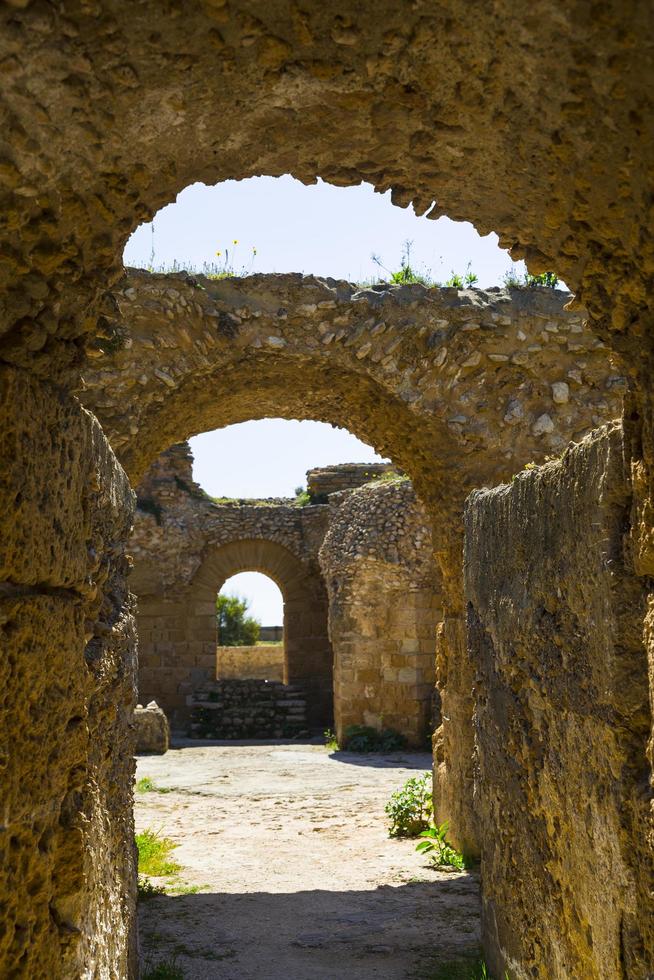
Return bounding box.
[134,701,170,755]
[217,643,285,682]
[3,5,654,974]
[131,443,332,727]
[0,367,137,978]
[84,273,622,841]
[465,422,654,979]
[319,478,440,748]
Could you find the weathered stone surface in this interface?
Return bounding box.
[0,1,652,380]
[3,7,654,974]
[465,422,654,979]
[131,443,332,727]
[319,477,440,749]
[307,462,399,499]
[217,644,285,682]
[85,274,622,844]
[188,680,308,740]
[134,701,170,754]
[0,367,137,978]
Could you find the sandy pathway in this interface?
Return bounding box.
[135,740,480,979]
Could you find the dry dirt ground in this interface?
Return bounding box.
[135,740,481,979]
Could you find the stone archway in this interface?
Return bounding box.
[3,5,654,976]
[152,537,332,728]
[82,270,623,851]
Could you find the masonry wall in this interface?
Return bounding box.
[465,422,654,979]
[0,368,137,978]
[320,479,441,748]
[217,644,285,681]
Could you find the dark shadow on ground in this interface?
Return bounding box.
[327,750,431,771]
[166,736,432,772]
[139,877,481,980]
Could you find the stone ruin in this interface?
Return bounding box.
[130,440,438,747]
[2,6,654,975]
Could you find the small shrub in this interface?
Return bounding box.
[344,724,407,752]
[415,822,473,870]
[136,828,182,877]
[293,488,312,507]
[503,268,559,289]
[136,777,173,794]
[385,773,433,837]
[324,728,339,751]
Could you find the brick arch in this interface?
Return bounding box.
[139,537,333,728]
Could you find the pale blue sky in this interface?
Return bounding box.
[124,175,528,622]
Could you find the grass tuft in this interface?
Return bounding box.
[136,828,182,877]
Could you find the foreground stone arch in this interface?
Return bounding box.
[2,4,654,976]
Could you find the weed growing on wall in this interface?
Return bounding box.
[385,773,433,837]
[415,822,473,870]
[502,268,559,289]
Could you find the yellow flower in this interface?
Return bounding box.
[233,239,238,245]
[253,247,257,255]
[216,250,222,257]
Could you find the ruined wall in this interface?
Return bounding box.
[465,423,654,979]
[320,478,441,748]
[0,368,137,978]
[217,644,284,682]
[307,462,399,499]
[84,273,623,845]
[131,443,332,726]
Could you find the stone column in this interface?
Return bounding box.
[0,367,137,978]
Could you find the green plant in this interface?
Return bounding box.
[343,724,407,752]
[141,955,185,980]
[413,952,508,980]
[137,875,166,900]
[293,486,312,507]
[385,773,433,837]
[445,262,478,288]
[503,267,559,289]
[324,728,339,750]
[136,777,173,794]
[416,822,472,870]
[371,240,435,287]
[136,828,182,877]
[216,593,260,646]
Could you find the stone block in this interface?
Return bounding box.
[134,701,170,754]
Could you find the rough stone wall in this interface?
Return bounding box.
[131,443,332,727]
[465,423,654,979]
[0,367,137,978]
[188,679,308,740]
[319,478,441,748]
[217,644,284,682]
[307,462,399,498]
